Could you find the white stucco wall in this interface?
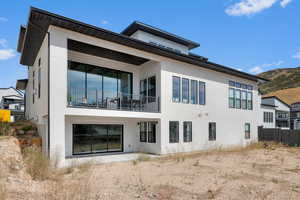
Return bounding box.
[23,25,262,166]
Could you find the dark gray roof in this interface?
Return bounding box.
[121,21,200,50]
[18,7,268,82]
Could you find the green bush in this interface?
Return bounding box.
[21,125,34,132]
[0,122,11,136]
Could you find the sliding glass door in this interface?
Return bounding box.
[73,124,123,155]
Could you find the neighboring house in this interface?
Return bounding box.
[290,102,300,130]
[0,87,25,121]
[16,7,267,167]
[261,96,290,129]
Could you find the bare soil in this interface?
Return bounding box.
[2,138,300,200]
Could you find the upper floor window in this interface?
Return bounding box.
[199,81,206,105]
[182,78,189,103]
[32,71,35,104]
[191,80,198,104]
[264,112,273,123]
[148,76,156,97]
[229,80,253,110]
[172,76,181,102]
[38,68,41,99]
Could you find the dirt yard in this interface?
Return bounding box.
[1,137,300,200]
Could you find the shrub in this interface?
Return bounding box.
[21,125,34,132]
[0,122,11,136]
[23,146,51,180]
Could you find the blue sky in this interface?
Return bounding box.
[0,0,300,87]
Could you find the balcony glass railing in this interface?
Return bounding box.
[67,88,160,113]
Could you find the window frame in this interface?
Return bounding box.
[245,123,250,139]
[172,76,181,103]
[140,122,147,143]
[190,80,198,104]
[209,122,216,141]
[169,121,179,143]
[183,121,192,143]
[182,78,190,103]
[147,122,156,143]
[199,81,206,105]
[229,88,235,108]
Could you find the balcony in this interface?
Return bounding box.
[68,88,160,113]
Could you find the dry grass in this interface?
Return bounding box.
[132,154,151,165]
[0,122,12,136]
[22,146,51,181]
[263,86,300,105]
[0,182,6,200]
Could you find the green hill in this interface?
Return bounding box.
[258,67,300,94]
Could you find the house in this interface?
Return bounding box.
[290,102,300,130]
[261,96,290,129]
[16,7,266,167]
[0,87,25,121]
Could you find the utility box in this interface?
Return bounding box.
[0,109,11,122]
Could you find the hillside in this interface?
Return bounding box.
[263,86,300,105]
[258,67,300,94]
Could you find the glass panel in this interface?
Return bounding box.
[235,82,241,88]
[120,72,132,96]
[229,88,235,108]
[182,78,189,103]
[229,80,235,87]
[73,125,92,154]
[241,91,247,109]
[172,77,180,102]
[169,121,179,143]
[148,122,156,143]
[191,80,198,104]
[107,125,122,152]
[235,89,241,109]
[184,122,192,142]
[199,81,206,105]
[148,76,156,97]
[140,122,147,142]
[91,125,107,153]
[87,66,102,107]
[103,70,118,108]
[209,122,216,141]
[247,92,253,110]
[68,63,86,106]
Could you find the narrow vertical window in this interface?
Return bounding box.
[38,68,41,98]
[169,121,179,143]
[140,122,147,142]
[191,80,198,104]
[182,78,189,103]
[247,92,253,110]
[209,122,216,141]
[229,88,235,108]
[148,122,156,143]
[235,89,241,109]
[241,90,247,109]
[199,81,206,105]
[172,76,180,102]
[183,121,192,142]
[32,71,35,104]
[148,76,156,103]
[245,123,250,139]
[140,79,147,97]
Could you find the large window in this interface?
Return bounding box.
[209,122,216,141]
[199,81,206,105]
[183,121,192,142]
[191,80,198,104]
[182,78,189,103]
[264,112,274,123]
[229,81,253,110]
[172,76,181,102]
[148,76,156,97]
[169,121,179,143]
[245,123,250,139]
[68,61,132,107]
[73,124,123,155]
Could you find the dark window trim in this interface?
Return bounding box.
[148,122,156,143]
[245,123,250,139]
[140,122,147,143]
[172,76,181,103]
[183,121,192,143]
[199,81,206,105]
[169,121,179,143]
[209,122,216,141]
[182,78,189,104]
[190,80,198,104]
[72,124,124,155]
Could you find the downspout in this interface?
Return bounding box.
[47,31,50,157]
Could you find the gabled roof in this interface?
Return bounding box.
[121,21,200,50]
[18,7,268,82]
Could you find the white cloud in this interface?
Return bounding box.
[0,17,8,22]
[292,51,300,59]
[235,68,243,71]
[226,0,292,16]
[0,39,7,48]
[101,20,109,25]
[0,49,15,60]
[249,60,284,73]
[280,0,292,7]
